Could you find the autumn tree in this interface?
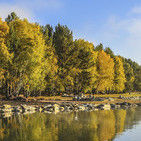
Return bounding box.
[73,39,98,93]
[5,12,19,24]
[41,24,53,46]
[122,58,135,92]
[104,47,115,58]
[113,56,126,93]
[94,43,103,51]
[53,24,75,93]
[0,18,12,95]
[125,59,141,91]
[6,18,47,97]
[41,24,58,95]
[96,50,115,93]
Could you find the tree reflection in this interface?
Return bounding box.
[0,108,141,141]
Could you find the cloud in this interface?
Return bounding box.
[0,3,34,22]
[0,0,64,22]
[131,6,141,14]
[99,16,141,64]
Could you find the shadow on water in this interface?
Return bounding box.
[0,107,141,141]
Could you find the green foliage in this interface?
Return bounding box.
[104,47,115,58]
[73,39,98,93]
[5,12,19,24]
[122,58,135,91]
[94,43,103,51]
[41,24,53,46]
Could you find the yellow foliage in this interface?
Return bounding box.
[96,50,115,92]
[113,56,126,92]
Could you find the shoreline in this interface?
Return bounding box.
[0,97,141,118]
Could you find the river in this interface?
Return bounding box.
[0,107,141,141]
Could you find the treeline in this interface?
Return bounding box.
[0,12,140,98]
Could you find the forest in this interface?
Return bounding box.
[0,12,141,98]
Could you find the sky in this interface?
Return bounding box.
[0,0,141,64]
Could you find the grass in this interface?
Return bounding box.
[87,92,141,98]
[0,92,140,105]
[27,92,141,101]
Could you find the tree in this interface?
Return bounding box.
[0,18,12,94]
[94,43,103,51]
[96,50,115,93]
[6,18,47,97]
[41,24,53,46]
[5,12,19,24]
[122,58,135,92]
[113,57,126,93]
[125,59,141,91]
[53,24,74,68]
[73,39,98,93]
[104,47,115,58]
[53,24,75,93]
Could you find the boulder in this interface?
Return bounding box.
[13,96,27,102]
[3,104,11,109]
[78,105,86,111]
[97,104,111,110]
[1,105,13,112]
[53,104,60,114]
[43,105,54,112]
[2,112,13,118]
[137,103,141,106]
[21,105,36,112]
[59,106,65,112]
[110,104,120,109]
[108,98,114,101]
[12,106,22,113]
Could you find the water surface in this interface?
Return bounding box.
[0,107,141,141]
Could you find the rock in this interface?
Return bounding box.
[78,105,86,111]
[103,104,111,110]
[97,104,111,110]
[137,103,141,106]
[119,95,123,99]
[3,104,11,109]
[38,107,43,112]
[21,105,36,112]
[95,97,104,101]
[120,102,131,107]
[12,106,22,113]
[108,98,114,101]
[96,104,104,109]
[62,104,74,112]
[42,104,54,112]
[53,104,60,114]
[131,104,137,107]
[2,112,13,118]
[59,106,65,112]
[13,96,27,102]
[110,104,120,109]
[23,110,35,115]
[1,105,13,113]
[110,104,116,109]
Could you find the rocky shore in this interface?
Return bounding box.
[0,101,141,118]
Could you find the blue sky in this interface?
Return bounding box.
[0,0,141,64]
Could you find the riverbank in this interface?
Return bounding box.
[0,92,140,118]
[0,95,141,118]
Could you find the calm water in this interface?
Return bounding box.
[0,107,141,141]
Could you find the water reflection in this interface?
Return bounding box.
[0,107,141,141]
